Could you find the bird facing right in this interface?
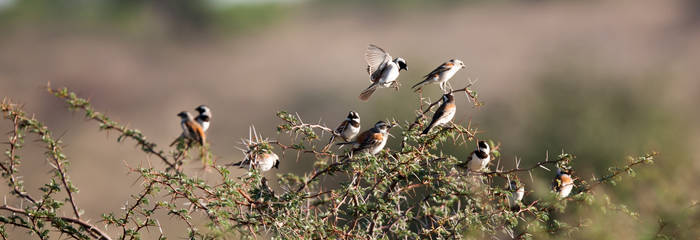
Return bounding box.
[195,105,212,132]
[338,121,393,155]
[466,141,491,172]
[231,152,280,172]
[359,44,408,101]
[553,168,574,198]
[333,111,361,142]
[421,92,456,135]
[412,59,466,92]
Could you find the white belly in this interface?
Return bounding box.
[199,121,210,132]
[370,137,388,155]
[508,188,524,206]
[438,68,459,83]
[558,183,573,198]
[468,154,490,171]
[434,109,455,127]
[379,63,400,87]
[255,153,278,172]
[343,125,360,141]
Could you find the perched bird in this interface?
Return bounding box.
[338,121,393,155]
[329,111,361,144]
[466,141,491,172]
[230,152,280,172]
[195,105,212,132]
[507,181,525,210]
[421,93,456,135]
[170,111,206,147]
[553,168,574,198]
[359,44,408,101]
[412,59,466,92]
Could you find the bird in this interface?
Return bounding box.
[421,92,456,135]
[412,59,466,92]
[195,105,211,132]
[507,180,525,210]
[230,152,280,172]
[170,111,206,147]
[328,111,361,145]
[338,121,393,155]
[465,141,491,172]
[553,168,574,198]
[359,44,408,101]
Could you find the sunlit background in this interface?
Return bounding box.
[1,0,699,238]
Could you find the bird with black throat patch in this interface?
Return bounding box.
[328,111,361,146]
[359,44,408,101]
[421,92,456,135]
[338,121,393,156]
[195,105,211,132]
[170,111,206,147]
[412,59,466,92]
[553,168,574,198]
[465,141,491,172]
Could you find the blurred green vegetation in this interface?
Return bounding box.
[0,0,291,35]
[472,67,696,239]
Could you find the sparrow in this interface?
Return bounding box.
[170,111,206,147]
[328,111,361,144]
[553,168,574,198]
[465,141,491,172]
[230,152,280,172]
[421,93,456,135]
[338,121,393,155]
[359,44,408,101]
[412,59,466,92]
[507,180,525,210]
[195,105,211,132]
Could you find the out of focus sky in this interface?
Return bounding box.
[1,0,699,238]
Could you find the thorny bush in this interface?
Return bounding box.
[0,84,657,239]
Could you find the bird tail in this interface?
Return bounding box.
[412,79,429,92]
[228,160,244,167]
[170,135,184,147]
[322,135,337,151]
[421,122,435,135]
[359,83,378,101]
[336,141,354,146]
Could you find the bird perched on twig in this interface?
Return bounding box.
[338,121,393,155]
[412,59,466,92]
[465,141,491,172]
[359,44,408,101]
[328,111,361,145]
[507,180,525,211]
[421,92,456,135]
[195,105,211,132]
[230,151,280,172]
[553,168,574,198]
[170,111,206,147]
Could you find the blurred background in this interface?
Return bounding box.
[1,0,699,238]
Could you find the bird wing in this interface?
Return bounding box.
[430,100,450,123]
[335,120,350,134]
[423,62,454,79]
[185,120,205,145]
[365,44,392,77]
[358,131,383,149]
